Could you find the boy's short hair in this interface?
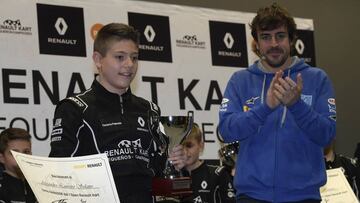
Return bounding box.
[0,128,31,153]
[184,123,203,144]
[93,23,140,56]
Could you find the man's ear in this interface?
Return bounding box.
[93,51,102,70]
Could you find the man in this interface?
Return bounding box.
[219,3,336,203]
[49,23,185,203]
[0,128,37,203]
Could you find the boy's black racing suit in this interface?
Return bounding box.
[0,172,37,203]
[181,162,236,203]
[49,80,165,199]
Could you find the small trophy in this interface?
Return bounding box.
[150,111,194,197]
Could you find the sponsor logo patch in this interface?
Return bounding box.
[245,96,259,105]
[51,128,63,136]
[118,139,142,148]
[67,97,84,107]
[201,180,208,189]
[328,98,336,105]
[301,94,313,106]
[243,105,250,112]
[54,118,62,128]
[102,122,122,127]
[220,98,229,111]
[329,114,336,121]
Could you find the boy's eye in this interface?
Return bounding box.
[131,55,139,62]
[24,150,31,154]
[116,55,125,60]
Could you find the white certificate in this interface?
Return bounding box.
[12,151,120,203]
[320,168,359,203]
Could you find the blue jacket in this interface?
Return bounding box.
[219,58,336,202]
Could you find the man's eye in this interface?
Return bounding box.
[260,35,271,41]
[276,33,287,40]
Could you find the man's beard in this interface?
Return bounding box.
[263,48,288,68]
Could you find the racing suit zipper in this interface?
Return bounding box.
[119,95,124,114]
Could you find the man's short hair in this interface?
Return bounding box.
[250,3,297,44]
[93,23,140,56]
[0,128,31,153]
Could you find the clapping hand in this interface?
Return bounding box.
[267,70,303,108]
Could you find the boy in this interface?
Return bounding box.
[181,124,235,203]
[49,23,185,203]
[0,128,37,203]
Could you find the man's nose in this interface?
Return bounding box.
[270,36,279,47]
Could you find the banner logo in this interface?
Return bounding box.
[209,21,248,68]
[295,39,305,55]
[224,33,234,49]
[144,25,156,42]
[295,29,316,66]
[128,12,172,62]
[176,34,206,49]
[0,19,32,35]
[36,4,86,57]
[90,23,103,40]
[54,17,68,35]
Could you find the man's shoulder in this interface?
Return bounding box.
[301,65,329,78]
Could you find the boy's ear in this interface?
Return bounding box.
[0,153,5,164]
[92,51,102,69]
[200,142,205,153]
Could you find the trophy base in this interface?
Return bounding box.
[152,177,192,197]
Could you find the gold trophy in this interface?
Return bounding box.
[150,111,194,197]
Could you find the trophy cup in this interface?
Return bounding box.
[150,111,194,197]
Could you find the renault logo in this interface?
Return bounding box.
[223,33,234,49]
[55,17,68,35]
[138,116,145,127]
[144,25,155,42]
[295,39,305,55]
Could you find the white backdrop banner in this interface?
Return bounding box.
[0,0,315,159]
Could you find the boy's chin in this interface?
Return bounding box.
[15,167,25,179]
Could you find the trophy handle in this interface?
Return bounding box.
[148,110,168,153]
[179,111,194,144]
